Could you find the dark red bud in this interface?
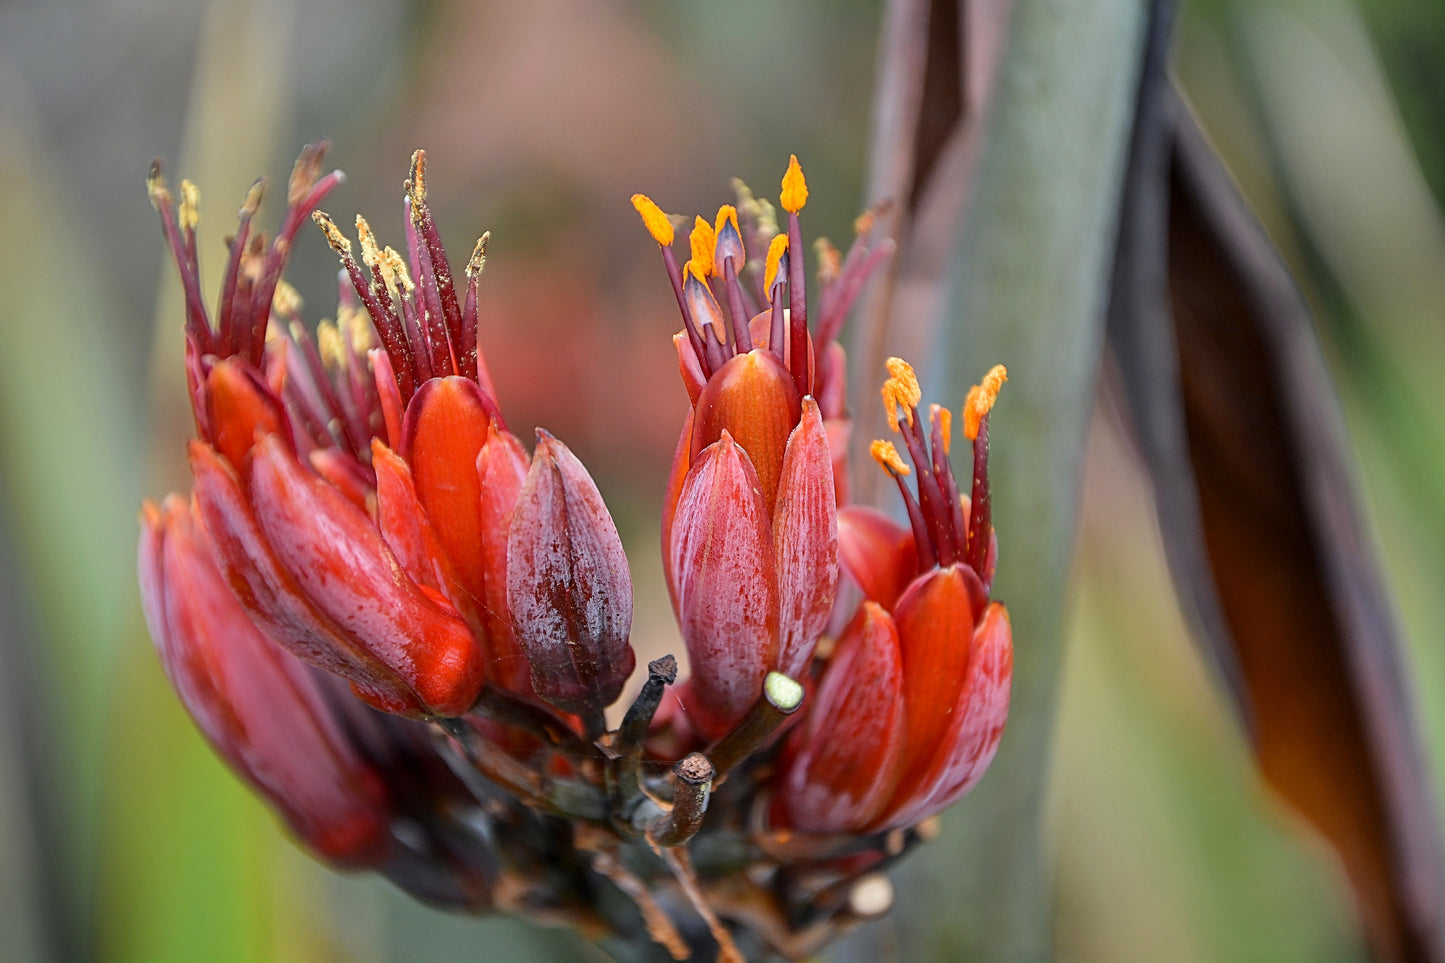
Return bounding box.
[506,430,635,721]
[139,497,392,866]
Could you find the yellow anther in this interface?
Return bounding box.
[683,258,709,287]
[780,154,808,214]
[272,280,303,318]
[408,149,428,209]
[317,320,346,369]
[931,403,953,456]
[179,180,200,232]
[731,177,756,209]
[870,439,911,477]
[337,306,375,353]
[714,204,740,241]
[382,246,415,293]
[731,178,765,233]
[146,162,171,210]
[355,214,382,269]
[881,357,921,431]
[963,364,1008,440]
[240,236,265,285]
[465,232,490,278]
[854,210,875,236]
[764,234,789,293]
[689,216,716,278]
[241,178,266,218]
[815,237,841,286]
[631,194,675,247]
[312,211,352,255]
[755,197,779,238]
[288,144,325,206]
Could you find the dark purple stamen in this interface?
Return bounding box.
[662,244,709,378]
[965,415,993,581]
[216,180,262,359]
[786,211,809,396]
[723,258,753,353]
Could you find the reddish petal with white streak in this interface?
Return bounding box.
[773,397,837,678]
[669,432,778,740]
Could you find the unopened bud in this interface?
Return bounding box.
[507,431,636,721]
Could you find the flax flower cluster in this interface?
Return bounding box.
[139,143,1013,960]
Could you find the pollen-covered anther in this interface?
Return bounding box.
[179,179,200,232]
[354,215,382,270]
[764,234,789,294]
[311,211,352,255]
[689,216,716,278]
[964,364,1008,440]
[317,320,346,370]
[870,439,911,477]
[931,404,952,456]
[465,232,490,278]
[146,160,171,209]
[381,246,415,293]
[815,238,841,286]
[272,280,303,319]
[241,235,265,284]
[881,357,921,432]
[407,149,428,211]
[631,193,675,247]
[714,205,745,269]
[780,154,808,214]
[337,307,374,354]
[240,178,266,219]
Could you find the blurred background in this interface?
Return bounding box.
[0,0,1441,959]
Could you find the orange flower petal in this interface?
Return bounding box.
[401,376,497,603]
[204,356,289,469]
[690,348,800,514]
[877,602,1011,829]
[888,565,976,805]
[247,434,485,716]
[778,602,904,833]
[837,505,917,611]
[372,440,470,618]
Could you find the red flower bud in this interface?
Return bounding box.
[880,602,1012,829]
[641,158,893,744]
[889,566,977,803]
[506,431,635,722]
[243,434,485,717]
[669,431,779,740]
[146,147,568,722]
[775,359,1014,832]
[138,496,391,866]
[773,398,838,679]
